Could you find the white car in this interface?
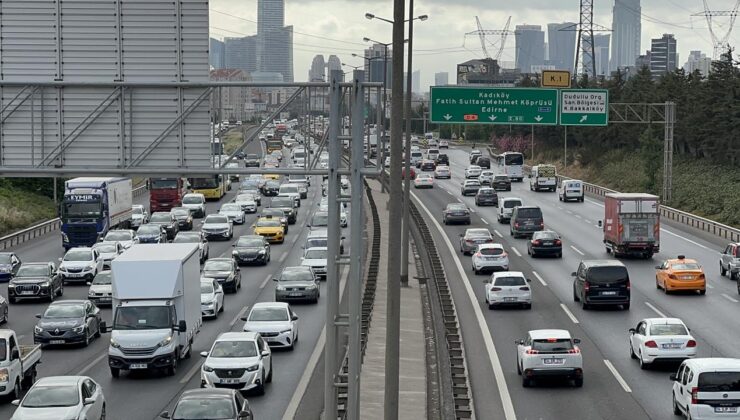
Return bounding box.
[384,156,391,168]
[182,193,207,218]
[200,332,272,395]
[200,278,224,319]
[242,302,299,350]
[87,270,113,306]
[340,176,349,190]
[131,204,148,228]
[465,165,482,179]
[498,197,523,223]
[472,243,509,274]
[201,215,233,241]
[434,165,451,179]
[629,318,697,369]
[516,329,583,387]
[103,229,138,249]
[671,358,740,419]
[414,173,434,189]
[219,203,245,225]
[439,139,449,149]
[318,199,348,228]
[279,184,302,206]
[302,247,328,280]
[10,376,106,420]
[479,170,495,185]
[58,247,103,284]
[92,241,123,267]
[234,194,258,213]
[484,271,531,309]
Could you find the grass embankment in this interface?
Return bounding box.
[0,183,57,237]
[222,129,244,155]
[530,149,740,228]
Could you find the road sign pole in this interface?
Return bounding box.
[564,126,568,170]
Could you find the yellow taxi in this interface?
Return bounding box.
[252,216,285,243]
[655,255,706,295]
[263,173,280,180]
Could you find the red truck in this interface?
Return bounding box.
[149,178,188,212]
[601,193,660,259]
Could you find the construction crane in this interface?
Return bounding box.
[693,0,740,59]
[466,16,513,61]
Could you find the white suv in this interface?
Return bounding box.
[484,271,530,309]
[472,244,509,274]
[182,193,206,218]
[671,358,740,419]
[516,329,583,387]
[200,332,272,395]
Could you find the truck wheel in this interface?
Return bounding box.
[167,357,178,376]
[8,297,15,304]
[11,379,21,401]
[57,283,64,297]
[574,377,583,387]
[1,307,7,324]
[110,367,120,378]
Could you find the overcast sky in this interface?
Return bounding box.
[209,0,740,89]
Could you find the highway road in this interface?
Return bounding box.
[411,146,738,420]
[0,135,350,419]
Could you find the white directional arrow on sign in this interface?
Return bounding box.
[488,115,497,121]
[534,115,543,122]
[579,115,588,123]
[443,114,452,121]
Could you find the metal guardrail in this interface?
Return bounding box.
[485,146,740,243]
[0,184,148,250]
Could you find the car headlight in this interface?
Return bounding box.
[73,325,85,333]
[280,329,292,334]
[232,250,239,256]
[306,283,317,290]
[7,283,15,289]
[62,232,69,242]
[0,266,10,273]
[110,339,120,349]
[86,264,96,271]
[245,364,260,372]
[0,368,8,383]
[276,284,286,291]
[34,326,43,334]
[203,365,214,372]
[258,249,266,255]
[40,281,50,288]
[158,335,173,347]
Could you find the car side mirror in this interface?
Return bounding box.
[159,411,171,419]
[570,272,577,277]
[261,350,270,357]
[238,409,252,419]
[200,351,209,358]
[86,282,92,286]
[11,399,20,406]
[628,328,636,334]
[58,257,63,263]
[232,244,236,247]
[526,278,532,282]
[291,315,299,321]
[341,236,346,240]
[177,320,187,332]
[654,265,662,269]
[272,278,278,282]
[83,397,96,405]
[669,374,678,381]
[35,314,41,319]
[515,339,524,345]
[459,234,464,237]
[10,348,19,360]
[99,321,108,333]
[573,339,581,344]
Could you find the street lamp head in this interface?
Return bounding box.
[351,53,359,57]
[362,37,371,43]
[365,13,375,20]
[418,14,429,21]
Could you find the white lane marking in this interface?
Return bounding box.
[560,304,579,324]
[230,305,250,328]
[586,199,604,207]
[482,218,489,225]
[660,229,710,250]
[180,358,204,384]
[557,206,563,210]
[575,214,583,219]
[260,274,272,289]
[412,192,517,420]
[494,229,503,238]
[722,293,739,303]
[457,198,464,203]
[645,302,667,318]
[570,245,585,256]
[706,283,714,289]
[604,359,632,393]
[532,271,547,286]
[584,219,591,224]
[469,208,476,213]
[279,252,288,262]
[565,210,573,215]
[282,266,349,420]
[511,247,522,257]
[76,352,108,376]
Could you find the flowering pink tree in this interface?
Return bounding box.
[491,134,530,155]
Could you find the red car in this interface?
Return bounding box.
[401,167,416,180]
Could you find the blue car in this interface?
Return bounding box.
[0,252,21,282]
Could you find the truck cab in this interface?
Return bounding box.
[0,329,42,398]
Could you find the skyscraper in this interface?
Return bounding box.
[309,55,326,81]
[547,22,577,72]
[209,38,225,69]
[434,72,449,86]
[412,70,420,94]
[683,50,712,76]
[257,0,293,82]
[584,34,611,76]
[515,25,545,73]
[224,36,258,73]
[364,43,392,86]
[611,0,641,72]
[650,34,677,77]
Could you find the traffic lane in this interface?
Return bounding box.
[413,186,650,419]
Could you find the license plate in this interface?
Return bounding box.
[66,273,82,278]
[20,290,35,295]
[220,379,241,384]
[50,340,65,345]
[504,297,517,302]
[715,407,738,413]
[543,358,564,365]
[662,343,682,349]
[289,292,303,297]
[681,275,694,280]
[129,363,147,369]
[543,241,553,245]
[601,291,617,296]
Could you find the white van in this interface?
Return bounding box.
[671,358,740,419]
[497,197,523,223]
[558,179,584,202]
[410,151,424,166]
[529,164,557,192]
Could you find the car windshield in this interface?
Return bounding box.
[210,340,258,358]
[504,200,522,209]
[671,263,701,270]
[92,272,112,285]
[534,232,559,240]
[137,225,160,235]
[261,210,284,218]
[256,219,281,227]
[478,189,495,196]
[516,208,542,218]
[494,176,508,181]
[588,266,629,284]
[494,276,526,286]
[172,209,190,217]
[200,282,214,294]
[21,385,80,408]
[237,237,263,247]
[44,304,85,318]
[698,372,740,392]
[132,207,144,215]
[280,269,314,282]
[150,178,179,189]
[205,216,228,224]
[311,213,329,226]
[17,265,49,277]
[94,244,117,253]
[236,195,255,202]
[173,234,200,243]
[0,254,11,264]
[281,186,298,194]
[467,230,491,238]
[204,261,232,272]
[64,250,92,262]
[105,231,132,241]
[265,180,281,188]
[182,196,203,205]
[417,174,432,180]
[531,338,574,352]
[271,198,293,207]
[114,306,173,330]
[649,324,688,336]
[447,204,466,211]
[479,247,504,256]
[150,214,171,223]
[306,238,328,248]
[465,181,480,186]
[173,397,236,419]
[482,171,494,176]
[246,154,259,159]
[249,307,289,322]
[305,249,327,259]
[220,204,240,212]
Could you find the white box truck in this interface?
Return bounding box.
[107,244,202,378]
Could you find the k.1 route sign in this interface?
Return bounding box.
[430,87,558,125]
[559,89,609,126]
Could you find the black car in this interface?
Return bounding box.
[509,206,544,238]
[33,300,102,347]
[202,258,241,293]
[136,224,169,243]
[261,208,289,233]
[244,154,261,167]
[261,180,281,196]
[420,160,436,171]
[171,207,194,231]
[232,235,271,266]
[475,188,498,206]
[268,197,297,224]
[527,230,563,258]
[160,389,253,420]
[0,252,21,282]
[477,157,491,169]
[8,262,64,303]
[443,203,471,225]
[572,260,630,310]
[435,154,449,166]
[149,212,180,240]
[492,175,512,191]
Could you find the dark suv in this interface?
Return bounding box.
[476,157,491,169]
[572,260,630,310]
[509,206,544,238]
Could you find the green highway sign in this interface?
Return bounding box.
[430,87,558,125]
[559,89,609,126]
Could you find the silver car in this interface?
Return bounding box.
[87,270,113,306]
[11,376,106,420]
[219,203,246,225]
[459,228,494,255]
[201,215,233,241]
[720,243,740,280]
[274,266,320,303]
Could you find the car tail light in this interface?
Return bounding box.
[568,347,581,354]
[532,240,541,246]
[627,280,631,290]
[555,240,562,245]
[698,274,705,281]
[486,239,493,243]
[691,387,699,404]
[540,222,544,228]
[686,340,697,348]
[466,240,474,244]
[474,252,481,258]
[490,287,502,291]
[644,340,658,348]
[669,274,678,280]
[501,252,508,257]
[515,222,520,227]
[583,281,590,292]
[525,349,539,354]
[519,286,530,291]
